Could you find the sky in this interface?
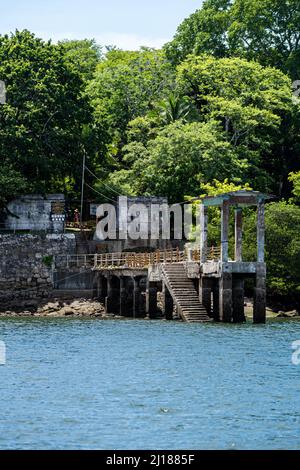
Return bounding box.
[0,0,202,50]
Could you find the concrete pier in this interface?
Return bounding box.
[232,278,245,323]
[253,263,267,323]
[105,275,120,314]
[57,190,271,325]
[219,271,232,323]
[199,277,212,317]
[146,281,158,319]
[163,283,174,320]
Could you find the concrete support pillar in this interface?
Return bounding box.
[232,278,245,323]
[162,283,173,320]
[139,278,146,318]
[133,277,144,318]
[219,272,232,322]
[97,274,107,301]
[257,200,265,263]
[146,282,158,319]
[200,205,208,263]
[212,280,220,321]
[199,277,212,317]
[119,276,127,316]
[105,275,119,314]
[235,208,243,262]
[221,200,229,263]
[253,263,266,324]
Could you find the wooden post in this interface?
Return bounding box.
[235,208,243,262]
[200,205,208,263]
[221,200,229,263]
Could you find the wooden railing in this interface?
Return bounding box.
[190,246,221,262]
[54,254,96,269]
[54,246,221,270]
[94,248,185,269]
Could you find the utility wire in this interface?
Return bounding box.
[85,166,129,197]
[84,182,117,204]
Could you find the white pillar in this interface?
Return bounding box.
[257,200,265,263]
[200,205,208,263]
[221,201,229,263]
[235,208,243,262]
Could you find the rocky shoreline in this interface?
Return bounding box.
[0,298,119,318]
[0,298,299,320]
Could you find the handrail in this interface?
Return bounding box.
[53,246,221,270]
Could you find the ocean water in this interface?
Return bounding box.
[0,317,299,450]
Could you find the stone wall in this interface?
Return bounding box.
[0,234,76,305]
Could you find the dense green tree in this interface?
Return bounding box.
[229,0,300,79]
[107,120,247,202]
[165,0,300,79]
[0,165,28,209]
[59,39,102,81]
[243,201,300,301]
[87,48,175,156]
[165,0,232,65]
[177,55,294,193]
[0,30,99,204]
[289,171,300,201]
[155,93,193,124]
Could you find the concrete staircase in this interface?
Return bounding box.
[162,263,212,323]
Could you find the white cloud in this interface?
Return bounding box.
[36,31,170,50]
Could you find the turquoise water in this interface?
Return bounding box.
[0,317,299,450]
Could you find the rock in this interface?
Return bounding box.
[59,307,74,317]
[285,310,299,317]
[276,310,299,318]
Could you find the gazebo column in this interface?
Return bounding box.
[200,205,208,263]
[254,200,266,323]
[235,208,243,262]
[219,200,232,322]
[221,200,229,263]
[257,199,265,263]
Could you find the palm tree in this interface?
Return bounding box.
[157,93,192,124]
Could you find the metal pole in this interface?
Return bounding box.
[80,149,86,226]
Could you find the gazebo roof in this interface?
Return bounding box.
[201,190,273,207]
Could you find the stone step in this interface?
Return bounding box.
[162,263,211,324]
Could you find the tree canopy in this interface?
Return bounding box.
[165,0,300,79]
[0,30,101,202]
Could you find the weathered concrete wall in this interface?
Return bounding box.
[5,194,65,232]
[0,234,76,305]
[53,270,94,290]
[93,196,170,251]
